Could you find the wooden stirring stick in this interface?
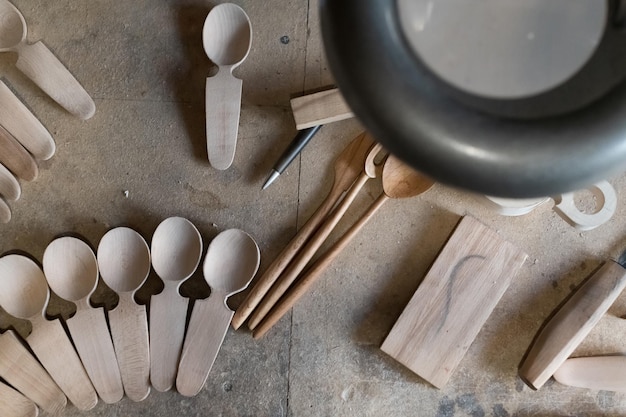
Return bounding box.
[231,132,377,329]
[247,142,385,330]
[252,155,434,338]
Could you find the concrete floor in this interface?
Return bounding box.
[1,0,626,416]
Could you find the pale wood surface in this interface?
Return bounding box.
[0,80,55,160]
[232,132,375,329]
[0,197,9,223]
[0,381,38,417]
[0,124,38,181]
[381,216,528,389]
[0,162,20,201]
[290,88,353,130]
[554,356,626,392]
[0,330,65,415]
[519,261,626,390]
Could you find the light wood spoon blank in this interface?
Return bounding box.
[43,237,124,404]
[232,131,376,329]
[0,380,38,417]
[554,356,626,392]
[176,229,259,397]
[0,124,37,181]
[0,254,98,413]
[0,161,20,201]
[253,155,435,339]
[0,196,9,223]
[247,141,385,330]
[97,227,151,402]
[149,217,202,392]
[0,1,95,119]
[0,80,55,160]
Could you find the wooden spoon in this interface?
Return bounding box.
[0,124,37,181]
[232,131,376,329]
[0,196,9,223]
[149,217,203,392]
[97,227,151,402]
[554,356,626,392]
[0,80,55,160]
[0,1,95,119]
[203,3,252,170]
[0,381,38,417]
[43,237,124,404]
[253,155,435,338]
[0,162,20,201]
[176,229,260,397]
[0,254,98,413]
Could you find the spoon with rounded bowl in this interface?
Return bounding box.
[203,3,252,169]
[43,236,124,404]
[253,154,435,338]
[97,227,151,402]
[176,229,260,397]
[0,0,95,119]
[0,254,97,412]
[149,217,203,392]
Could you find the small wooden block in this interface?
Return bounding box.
[381,216,527,388]
[290,88,353,130]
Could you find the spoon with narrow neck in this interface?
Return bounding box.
[0,0,95,119]
[176,229,260,397]
[97,227,151,402]
[43,237,124,404]
[0,254,96,412]
[149,217,203,392]
[203,3,252,169]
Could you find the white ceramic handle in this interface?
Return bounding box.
[553,181,617,231]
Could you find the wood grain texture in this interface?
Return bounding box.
[290,88,353,130]
[554,356,626,392]
[0,124,38,181]
[381,216,527,389]
[232,132,376,329]
[0,381,38,417]
[108,294,150,402]
[0,162,20,201]
[66,300,124,404]
[0,81,55,160]
[519,261,626,390]
[15,41,95,120]
[0,197,9,223]
[0,330,65,415]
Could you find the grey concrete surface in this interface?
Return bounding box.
[0,1,626,416]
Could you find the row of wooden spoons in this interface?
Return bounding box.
[0,217,259,416]
[0,0,95,223]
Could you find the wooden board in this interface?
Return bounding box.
[290,88,353,130]
[381,216,528,388]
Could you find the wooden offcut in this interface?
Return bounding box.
[290,88,354,130]
[381,216,527,388]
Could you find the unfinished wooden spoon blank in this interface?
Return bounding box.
[0,162,20,201]
[554,356,626,392]
[0,381,38,417]
[381,216,527,389]
[0,124,38,181]
[0,197,9,223]
[519,260,626,390]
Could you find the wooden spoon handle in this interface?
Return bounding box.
[0,381,38,417]
[0,163,20,201]
[0,124,37,181]
[108,298,150,402]
[149,289,189,392]
[554,356,626,392]
[15,41,95,120]
[176,296,233,397]
[232,169,347,329]
[519,260,626,390]
[253,194,389,339]
[66,308,124,404]
[0,330,67,414]
[206,70,242,170]
[0,197,10,223]
[247,172,370,330]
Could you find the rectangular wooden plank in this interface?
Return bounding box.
[290,88,353,130]
[381,216,527,388]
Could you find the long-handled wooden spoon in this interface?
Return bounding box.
[253,155,435,338]
[247,141,385,330]
[43,237,124,404]
[97,227,151,402]
[0,1,95,119]
[0,254,98,414]
[149,217,203,392]
[176,229,259,397]
[0,381,38,417]
[232,132,377,329]
[0,124,37,181]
